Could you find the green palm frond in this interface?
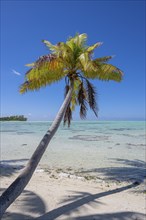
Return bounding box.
[97,63,123,81]
[66,36,88,68]
[87,42,103,53]
[25,62,35,67]
[42,40,59,54]
[94,56,113,63]
[78,52,93,72]
[20,55,66,93]
[67,33,87,48]
[20,81,29,94]
[70,79,81,111]
[20,79,43,93]
[58,43,75,68]
[70,90,77,111]
[84,62,123,82]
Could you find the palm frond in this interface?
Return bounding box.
[97,63,123,81]
[63,104,72,127]
[76,33,87,47]
[42,40,59,54]
[70,90,77,111]
[19,79,43,94]
[20,81,29,94]
[20,55,66,93]
[87,42,103,53]
[70,79,81,111]
[58,43,75,68]
[80,103,87,119]
[94,56,113,63]
[85,80,98,117]
[84,62,123,82]
[25,62,35,67]
[78,52,93,72]
[67,33,87,48]
[78,82,87,119]
[26,55,56,68]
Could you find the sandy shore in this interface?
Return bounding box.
[1,168,145,220]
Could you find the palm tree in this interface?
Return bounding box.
[0,33,123,217]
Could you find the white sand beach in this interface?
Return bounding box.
[1,167,145,220]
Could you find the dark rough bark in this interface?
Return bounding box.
[0,84,73,218]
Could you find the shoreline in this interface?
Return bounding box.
[1,162,145,189]
[1,163,146,193]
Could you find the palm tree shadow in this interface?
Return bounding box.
[36,159,145,219]
[80,159,146,184]
[36,182,140,220]
[62,212,145,220]
[0,159,28,177]
[1,188,46,220]
[1,159,145,219]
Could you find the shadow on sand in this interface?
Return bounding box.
[1,188,46,220]
[61,212,145,220]
[35,182,145,220]
[79,159,146,184]
[1,159,145,219]
[3,211,145,220]
[0,159,28,177]
[1,183,145,220]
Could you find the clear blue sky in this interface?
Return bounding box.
[1,0,145,121]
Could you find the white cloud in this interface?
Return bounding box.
[12,69,21,76]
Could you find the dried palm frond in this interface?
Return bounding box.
[26,54,56,68]
[85,80,98,117]
[63,104,72,127]
[78,82,87,119]
[80,102,87,119]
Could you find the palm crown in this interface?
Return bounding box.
[20,33,123,126]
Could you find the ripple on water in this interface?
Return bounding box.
[17,131,36,135]
[69,135,109,141]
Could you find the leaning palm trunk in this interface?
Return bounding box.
[0,83,73,217]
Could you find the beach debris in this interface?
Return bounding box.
[58,172,70,178]
[35,169,45,173]
[58,172,84,180]
[84,175,97,181]
[56,168,63,173]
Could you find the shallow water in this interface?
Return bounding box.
[0,121,145,182]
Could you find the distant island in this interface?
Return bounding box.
[0,115,27,121]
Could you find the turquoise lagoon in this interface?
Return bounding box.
[0,121,145,182]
